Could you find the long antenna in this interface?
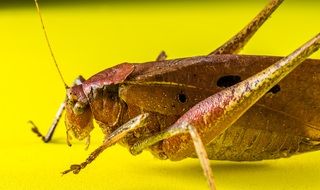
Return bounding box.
[34,0,69,89]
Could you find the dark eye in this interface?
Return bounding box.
[73,102,85,115]
[217,75,242,88]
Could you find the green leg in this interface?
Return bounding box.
[210,0,284,55]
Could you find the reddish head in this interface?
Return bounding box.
[64,63,135,141]
[65,84,94,140]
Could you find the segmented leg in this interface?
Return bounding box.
[132,34,320,154]
[62,113,149,175]
[210,0,284,55]
[130,122,216,190]
[187,125,216,190]
[30,76,85,143]
[131,33,320,190]
[156,50,167,61]
[29,102,65,143]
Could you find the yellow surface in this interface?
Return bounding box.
[1,1,320,190]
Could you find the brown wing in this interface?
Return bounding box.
[202,104,320,161]
[119,83,214,116]
[120,54,320,160]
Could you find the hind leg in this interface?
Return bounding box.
[210,0,284,55]
[131,33,320,190]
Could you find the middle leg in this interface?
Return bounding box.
[62,113,149,174]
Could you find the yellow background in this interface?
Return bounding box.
[1,0,320,189]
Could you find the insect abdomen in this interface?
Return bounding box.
[203,126,320,161]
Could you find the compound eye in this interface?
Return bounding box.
[73,102,85,115]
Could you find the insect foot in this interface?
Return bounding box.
[62,164,81,175]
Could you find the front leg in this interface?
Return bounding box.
[29,102,65,143]
[30,76,86,143]
[62,113,149,175]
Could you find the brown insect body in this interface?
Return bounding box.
[32,0,320,188]
[66,54,320,161]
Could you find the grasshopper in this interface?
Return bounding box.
[31,0,320,189]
